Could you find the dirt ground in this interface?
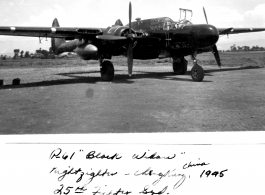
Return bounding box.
[0,52,265,134]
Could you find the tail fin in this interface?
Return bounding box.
[51,18,65,54]
[114,19,123,26]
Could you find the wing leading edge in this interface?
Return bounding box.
[219,27,265,35]
[0,26,104,39]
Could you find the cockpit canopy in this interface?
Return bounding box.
[131,8,193,31]
[163,19,192,30]
[162,8,193,30]
[179,8,193,22]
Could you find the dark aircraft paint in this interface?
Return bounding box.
[120,17,219,59]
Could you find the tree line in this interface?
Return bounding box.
[0,47,55,60]
[226,44,265,52]
[11,47,55,59]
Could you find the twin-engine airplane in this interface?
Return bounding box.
[1,2,265,82]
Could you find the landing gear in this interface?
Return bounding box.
[100,60,114,81]
[173,57,188,75]
[190,53,204,81]
[191,64,204,82]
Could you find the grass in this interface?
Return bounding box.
[196,51,265,68]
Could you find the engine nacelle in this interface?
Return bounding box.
[74,43,98,60]
[106,26,136,37]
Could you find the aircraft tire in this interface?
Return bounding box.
[173,57,187,75]
[100,60,114,81]
[191,65,204,82]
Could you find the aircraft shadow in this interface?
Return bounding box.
[58,70,213,83]
[0,77,101,90]
[3,67,247,90]
[203,66,262,74]
[2,65,259,90]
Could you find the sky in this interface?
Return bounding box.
[1,0,265,56]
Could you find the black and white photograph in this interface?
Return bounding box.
[0,0,264,195]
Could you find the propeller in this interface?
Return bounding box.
[212,44,221,66]
[127,2,133,76]
[203,7,221,67]
[203,7,208,25]
[97,2,134,76]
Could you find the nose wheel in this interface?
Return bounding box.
[191,64,204,82]
[190,53,204,82]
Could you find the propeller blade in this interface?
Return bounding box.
[212,44,221,67]
[203,7,221,67]
[127,41,133,76]
[127,1,133,76]
[96,35,126,40]
[203,7,208,24]
[129,2,132,34]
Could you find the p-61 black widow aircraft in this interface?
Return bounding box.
[1,2,265,82]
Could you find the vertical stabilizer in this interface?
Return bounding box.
[114,19,123,26]
[51,18,65,54]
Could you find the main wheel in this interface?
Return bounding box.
[100,60,114,81]
[191,65,204,82]
[173,57,187,75]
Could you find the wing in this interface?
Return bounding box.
[218,27,265,35]
[0,26,104,39]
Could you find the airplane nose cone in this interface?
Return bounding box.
[206,25,219,43]
[191,24,219,47]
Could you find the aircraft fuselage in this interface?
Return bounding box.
[98,17,219,59]
[129,17,218,59]
[55,17,219,61]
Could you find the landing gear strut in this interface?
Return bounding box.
[190,54,204,82]
[172,57,188,75]
[100,60,114,81]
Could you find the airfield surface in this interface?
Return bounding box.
[0,52,265,134]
